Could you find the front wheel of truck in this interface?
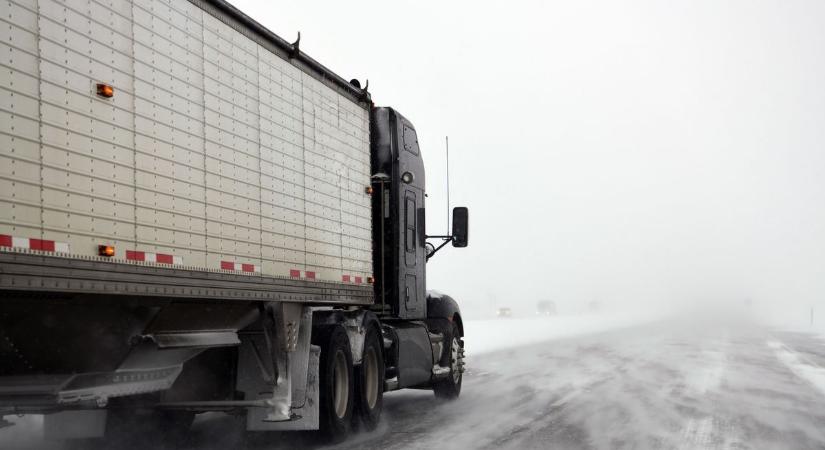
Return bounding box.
[432,322,464,399]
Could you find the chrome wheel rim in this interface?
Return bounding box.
[450,337,462,384]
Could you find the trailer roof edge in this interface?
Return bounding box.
[190,0,372,109]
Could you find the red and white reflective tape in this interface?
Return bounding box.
[290,269,315,279]
[342,274,364,284]
[125,250,182,265]
[0,234,70,253]
[221,261,260,273]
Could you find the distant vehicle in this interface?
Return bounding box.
[537,301,556,316]
[497,307,513,318]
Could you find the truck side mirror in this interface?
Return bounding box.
[452,207,469,248]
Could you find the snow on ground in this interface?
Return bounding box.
[767,339,825,397]
[755,308,825,397]
[463,312,663,355]
[335,318,825,450]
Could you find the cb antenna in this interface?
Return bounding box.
[446,136,451,235]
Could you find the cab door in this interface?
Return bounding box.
[403,190,419,313]
[370,107,427,320]
[395,119,426,319]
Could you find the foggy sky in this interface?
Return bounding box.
[231,0,825,318]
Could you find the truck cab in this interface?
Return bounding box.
[369,107,468,393]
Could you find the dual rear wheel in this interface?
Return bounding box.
[314,323,384,441]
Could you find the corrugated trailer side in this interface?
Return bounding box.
[0,0,373,290]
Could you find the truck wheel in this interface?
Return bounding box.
[354,325,384,430]
[314,324,354,441]
[433,322,463,399]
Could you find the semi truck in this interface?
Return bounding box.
[0,0,469,444]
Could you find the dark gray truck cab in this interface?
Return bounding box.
[370,107,466,391]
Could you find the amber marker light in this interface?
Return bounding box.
[98,245,115,257]
[367,276,375,284]
[96,83,114,98]
[365,186,374,195]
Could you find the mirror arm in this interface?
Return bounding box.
[425,236,453,261]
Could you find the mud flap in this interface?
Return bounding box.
[246,345,319,431]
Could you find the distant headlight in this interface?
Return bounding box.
[401,171,414,184]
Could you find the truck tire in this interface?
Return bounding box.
[432,322,463,399]
[314,324,354,441]
[353,325,384,430]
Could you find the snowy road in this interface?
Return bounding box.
[312,318,825,450]
[172,317,825,449]
[4,317,825,449]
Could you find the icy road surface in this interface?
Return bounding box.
[3,316,825,449]
[180,316,825,450]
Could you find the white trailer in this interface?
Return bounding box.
[0,0,469,444]
[1,0,371,283]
